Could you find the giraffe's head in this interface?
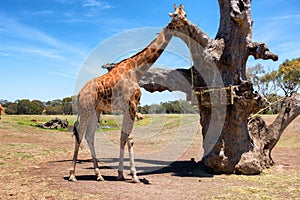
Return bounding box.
[168,4,188,25]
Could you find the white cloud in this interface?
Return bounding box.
[0,51,9,57]
[13,47,65,59]
[0,46,68,61]
[278,41,300,60]
[0,14,87,59]
[22,10,55,16]
[0,14,60,47]
[271,14,300,20]
[47,70,77,79]
[82,0,111,9]
[82,0,112,17]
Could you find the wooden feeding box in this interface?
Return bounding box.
[189,85,235,106]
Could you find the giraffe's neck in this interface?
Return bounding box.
[115,22,174,80]
[177,21,211,47]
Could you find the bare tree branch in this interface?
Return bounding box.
[236,93,300,174]
[248,42,279,61]
[138,68,192,93]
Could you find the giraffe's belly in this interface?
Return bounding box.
[96,96,132,113]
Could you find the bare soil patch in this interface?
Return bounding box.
[0,115,299,199]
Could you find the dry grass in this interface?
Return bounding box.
[0,114,299,199]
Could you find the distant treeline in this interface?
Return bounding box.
[0,97,198,115]
[137,100,198,114]
[0,97,75,115]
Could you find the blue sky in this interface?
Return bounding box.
[1,0,299,105]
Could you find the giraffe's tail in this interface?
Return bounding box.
[73,117,80,144]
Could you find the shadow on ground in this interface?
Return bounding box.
[59,158,213,183]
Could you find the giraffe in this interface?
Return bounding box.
[69,4,189,183]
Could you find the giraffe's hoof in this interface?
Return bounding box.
[130,178,140,183]
[130,171,140,183]
[116,175,125,181]
[97,175,104,181]
[116,170,125,181]
[68,176,77,182]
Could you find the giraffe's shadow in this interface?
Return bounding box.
[95,157,213,178]
[60,158,213,183]
[138,159,213,178]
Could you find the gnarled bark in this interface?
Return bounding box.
[136,0,294,175]
[235,93,300,174]
[103,1,297,175]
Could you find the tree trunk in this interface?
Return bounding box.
[105,1,297,174]
[197,0,278,174]
[138,0,299,175]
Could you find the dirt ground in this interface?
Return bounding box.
[0,115,299,199]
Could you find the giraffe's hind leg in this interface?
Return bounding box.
[69,115,90,182]
[85,113,104,181]
[69,141,80,182]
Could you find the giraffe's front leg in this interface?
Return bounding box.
[117,130,126,181]
[127,134,139,183]
[127,89,141,183]
[117,112,140,183]
[117,132,139,183]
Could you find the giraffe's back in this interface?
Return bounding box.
[78,71,140,114]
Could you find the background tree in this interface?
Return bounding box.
[31,100,45,115]
[1,97,76,115]
[247,58,300,114]
[0,99,10,107]
[276,58,300,95]
[247,64,280,114]
[44,99,63,115]
[137,100,197,114]
[246,64,266,95]
[4,102,18,115]
[258,58,300,96]
[17,99,32,115]
[259,70,278,96]
[62,97,73,115]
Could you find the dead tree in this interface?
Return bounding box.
[138,1,300,174]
